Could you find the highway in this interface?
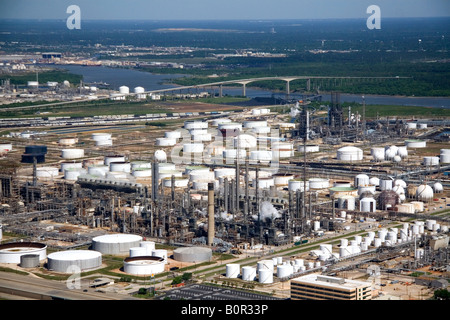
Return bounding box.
[0,271,140,300]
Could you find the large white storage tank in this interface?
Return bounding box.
[288,179,309,192]
[47,250,102,273]
[226,264,240,278]
[354,174,370,187]
[405,139,426,148]
[36,167,59,179]
[183,143,204,153]
[123,256,165,275]
[119,86,129,94]
[423,156,440,166]
[104,155,126,166]
[110,162,131,173]
[184,120,208,130]
[258,269,273,284]
[156,137,177,147]
[440,149,450,164]
[298,145,320,153]
[61,149,84,159]
[277,264,293,278]
[92,234,143,255]
[360,197,376,212]
[152,249,168,263]
[233,134,257,148]
[336,146,363,161]
[242,266,257,281]
[0,242,47,264]
[249,150,273,162]
[308,178,329,189]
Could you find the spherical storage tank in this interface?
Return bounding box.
[92,234,143,255]
[371,148,385,162]
[337,146,363,161]
[0,242,47,264]
[173,247,212,263]
[416,184,434,201]
[47,250,102,273]
[123,256,165,276]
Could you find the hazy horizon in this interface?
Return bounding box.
[0,0,449,21]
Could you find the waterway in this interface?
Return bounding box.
[44,64,450,108]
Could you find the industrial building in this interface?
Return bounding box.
[290,274,372,300]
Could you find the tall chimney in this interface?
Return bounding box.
[207,182,215,246]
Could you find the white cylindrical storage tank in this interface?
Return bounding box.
[253,177,274,189]
[164,131,182,139]
[358,185,376,196]
[338,196,356,211]
[173,247,212,263]
[36,167,59,179]
[418,123,427,129]
[233,134,258,148]
[337,146,363,161]
[183,143,204,153]
[163,177,189,188]
[360,197,376,212]
[92,234,143,255]
[119,86,129,94]
[369,177,380,187]
[27,81,39,87]
[380,178,393,191]
[257,259,274,272]
[218,122,242,131]
[214,168,236,179]
[405,139,426,148]
[273,174,295,186]
[134,86,145,94]
[64,168,86,181]
[407,122,417,130]
[252,126,271,134]
[339,246,351,258]
[156,137,177,147]
[139,241,156,254]
[47,250,102,273]
[211,118,231,126]
[242,266,257,281]
[258,269,273,284]
[308,178,329,189]
[88,165,109,176]
[243,120,268,129]
[251,109,261,116]
[152,249,168,263]
[123,256,165,276]
[0,242,46,264]
[104,155,126,166]
[60,162,83,172]
[184,120,208,130]
[110,162,131,173]
[360,242,368,251]
[129,246,148,257]
[92,133,112,142]
[158,170,182,180]
[288,179,309,192]
[423,156,440,166]
[192,133,212,142]
[0,143,12,152]
[354,174,370,187]
[222,149,246,160]
[298,145,320,153]
[249,150,273,162]
[340,239,348,247]
[61,148,84,159]
[277,264,293,278]
[294,259,304,266]
[226,264,240,278]
[373,238,382,247]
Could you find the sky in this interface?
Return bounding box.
[0,0,449,20]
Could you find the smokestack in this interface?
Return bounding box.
[207,182,215,246]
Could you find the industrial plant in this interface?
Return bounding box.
[0,81,449,301]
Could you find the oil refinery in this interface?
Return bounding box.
[0,85,449,301]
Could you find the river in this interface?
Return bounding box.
[43,64,450,108]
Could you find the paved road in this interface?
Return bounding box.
[0,271,140,300]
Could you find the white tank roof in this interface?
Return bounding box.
[93,234,142,243]
[48,250,101,261]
